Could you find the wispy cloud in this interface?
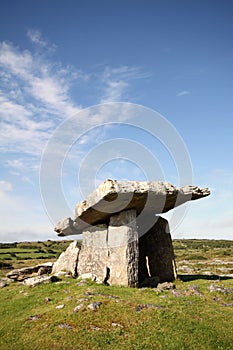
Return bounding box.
[0,39,82,156]
[27,29,56,51]
[101,65,150,103]
[176,90,191,97]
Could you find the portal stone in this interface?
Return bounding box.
[52,240,79,277]
[138,216,176,284]
[77,210,139,287]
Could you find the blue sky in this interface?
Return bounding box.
[0,0,233,242]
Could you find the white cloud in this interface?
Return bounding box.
[27,29,56,51]
[101,65,150,103]
[0,40,82,156]
[0,41,81,117]
[176,90,191,97]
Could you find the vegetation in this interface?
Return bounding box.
[0,240,78,275]
[0,239,232,349]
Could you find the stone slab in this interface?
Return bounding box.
[55,179,210,236]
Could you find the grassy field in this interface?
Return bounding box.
[0,240,80,276]
[0,239,232,350]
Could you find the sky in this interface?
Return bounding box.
[0,0,233,242]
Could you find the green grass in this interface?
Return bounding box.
[0,278,232,350]
[0,239,232,349]
[0,240,77,276]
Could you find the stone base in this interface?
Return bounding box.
[76,210,176,287]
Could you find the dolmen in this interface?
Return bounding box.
[54,179,210,287]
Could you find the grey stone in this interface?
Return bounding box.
[54,217,79,236]
[56,304,65,309]
[44,297,51,303]
[70,180,210,234]
[52,241,79,277]
[55,180,210,235]
[90,325,102,331]
[77,210,138,287]
[7,262,53,281]
[58,323,72,329]
[0,281,7,288]
[27,315,40,321]
[88,302,102,310]
[209,284,233,294]
[23,275,55,287]
[156,282,175,291]
[53,179,210,288]
[138,217,176,284]
[38,266,51,276]
[111,322,123,328]
[73,304,84,312]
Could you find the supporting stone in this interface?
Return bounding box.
[107,210,138,287]
[77,210,139,287]
[52,241,80,277]
[138,216,176,284]
[77,224,109,283]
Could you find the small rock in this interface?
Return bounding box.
[171,289,184,297]
[27,315,40,321]
[157,282,175,291]
[76,280,88,286]
[56,304,65,309]
[213,296,221,302]
[73,304,84,312]
[58,323,72,329]
[38,266,51,276]
[135,305,143,312]
[144,303,165,309]
[87,302,102,310]
[90,325,101,331]
[135,303,165,312]
[23,275,57,287]
[209,284,233,294]
[84,291,95,296]
[0,281,7,288]
[44,297,51,303]
[187,285,204,298]
[76,298,89,303]
[111,322,123,328]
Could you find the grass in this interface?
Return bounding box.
[0,278,232,349]
[0,239,232,349]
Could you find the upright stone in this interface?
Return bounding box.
[52,241,80,277]
[138,216,176,283]
[77,210,139,287]
[107,209,138,287]
[77,224,109,283]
